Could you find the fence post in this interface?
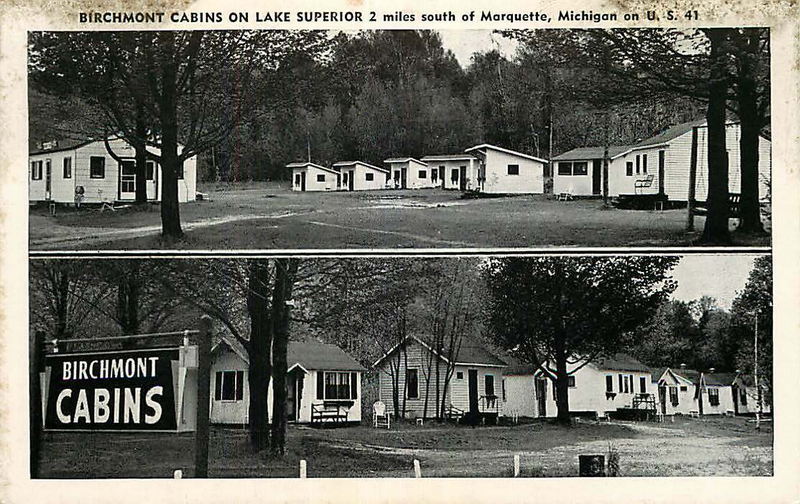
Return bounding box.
[514,454,520,477]
[30,330,45,478]
[194,316,212,478]
[413,459,422,478]
[300,460,307,479]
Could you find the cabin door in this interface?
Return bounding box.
[300,171,306,192]
[348,170,355,191]
[468,369,479,415]
[145,161,158,200]
[119,160,136,200]
[732,385,739,415]
[658,385,667,415]
[401,168,407,189]
[459,166,467,191]
[439,166,445,188]
[44,159,52,200]
[658,150,665,195]
[535,378,547,417]
[592,159,602,195]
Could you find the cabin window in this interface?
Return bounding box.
[507,164,519,176]
[295,174,301,185]
[485,375,495,397]
[740,388,747,405]
[635,155,641,175]
[456,371,463,380]
[63,157,72,179]
[317,174,325,182]
[31,160,43,180]
[567,375,576,388]
[626,161,633,176]
[432,169,439,182]
[618,374,623,392]
[502,379,506,401]
[146,161,155,180]
[708,387,720,406]
[572,162,588,176]
[418,170,426,179]
[640,377,647,394]
[669,386,679,406]
[623,375,630,393]
[606,375,614,392]
[90,156,105,178]
[365,172,374,182]
[215,370,244,401]
[642,154,648,174]
[558,162,572,175]
[324,372,352,400]
[406,369,419,399]
[451,168,459,182]
[176,162,184,180]
[679,386,688,392]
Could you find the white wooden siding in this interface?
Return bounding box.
[291,166,339,192]
[385,160,437,189]
[482,150,544,194]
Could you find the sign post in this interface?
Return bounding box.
[194,316,212,478]
[30,330,44,478]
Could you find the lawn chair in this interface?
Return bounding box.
[634,174,654,195]
[373,400,391,429]
[556,187,574,201]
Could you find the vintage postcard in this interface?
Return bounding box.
[1,0,798,502]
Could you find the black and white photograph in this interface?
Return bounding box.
[28,255,772,478]
[26,28,771,250]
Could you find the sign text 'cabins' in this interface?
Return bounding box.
[43,347,198,432]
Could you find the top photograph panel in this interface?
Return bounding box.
[27,29,771,251]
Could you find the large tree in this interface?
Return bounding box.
[483,256,678,424]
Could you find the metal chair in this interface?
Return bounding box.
[373,400,391,429]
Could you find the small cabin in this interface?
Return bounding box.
[553,119,771,203]
[332,161,390,191]
[373,335,506,424]
[502,353,654,419]
[287,162,340,192]
[419,154,480,191]
[464,144,547,194]
[210,336,365,426]
[28,137,197,204]
[383,157,435,189]
[655,367,771,417]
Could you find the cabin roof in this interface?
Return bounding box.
[704,372,739,386]
[373,335,506,369]
[552,145,635,161]
[285,162,339,175]
[213,335,365,372]
[420,154,477,162]
[332,160,390,173]
[384,157,427,166]
[30,138,95,156]
[464,144,548,163]
[635,118,707,148]
[592,353,650,373]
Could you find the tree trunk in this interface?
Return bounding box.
[554,352,571,425]
[157,32,183,239]
[134,105,149,205]
[117,262,140,341]
[53,268,69,339]
[700,28,732,245]
[735,30,764,234]
[270,258,297,456]
[247,259,272,452]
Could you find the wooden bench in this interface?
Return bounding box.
[311,401,351,425]
[690,193,741,218]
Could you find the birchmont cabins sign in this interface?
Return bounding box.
[42,347,198,432]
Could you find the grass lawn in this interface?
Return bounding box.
[29,184,771,250]
[36,416,772,478]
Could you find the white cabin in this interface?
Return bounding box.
[383,158,435,189]
[29,137,197,204]
[287,162,340,192]
[502,353,654,419]
[553,120,771,202]
[464,144,547,194]
[655,368,771,417]
[332,161,390,191]
[419,154,480,191]
[373,335,506,423]
[210,337,365,425]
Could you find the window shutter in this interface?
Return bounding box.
[317,372,324,399]
[235,371,244,400]
[351,372,357,399]
[214,371,222,400]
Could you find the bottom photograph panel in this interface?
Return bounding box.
[28,255,772,478]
